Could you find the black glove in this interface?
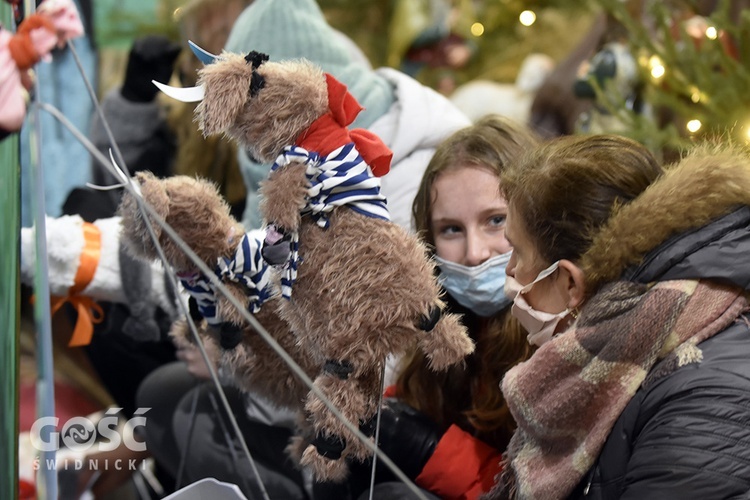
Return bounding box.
[373,398,442,480]
[121,35,181,103]
[344,399,444,499]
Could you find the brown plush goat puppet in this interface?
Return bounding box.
[146,44,475,480]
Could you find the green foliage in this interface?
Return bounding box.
[94,0,181,49]
[323,0,594,89]
[461,4,593,84]
[593,0,750,154]
[319,0,395,68]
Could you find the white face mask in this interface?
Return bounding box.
[505,261,571,347]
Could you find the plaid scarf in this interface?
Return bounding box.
[487,279,747,500]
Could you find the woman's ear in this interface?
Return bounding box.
[558,259,587,309]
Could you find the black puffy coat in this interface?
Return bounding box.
[570,208,750,499]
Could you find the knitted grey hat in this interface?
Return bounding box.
[225,0,397,230]
[224,0,394,129]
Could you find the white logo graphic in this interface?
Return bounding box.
[30,407,149,452]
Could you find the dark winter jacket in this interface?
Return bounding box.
[569,205,750,499]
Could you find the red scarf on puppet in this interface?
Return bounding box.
[295,73,393,177]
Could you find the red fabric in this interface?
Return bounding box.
[415,424,502,500]
[19,381,103,433]
[18,478,35,499]
[383,385,398,398]
[325,72,363,127]
[349,128,392,177]
[296,113,354,158]
[295,73,392,177]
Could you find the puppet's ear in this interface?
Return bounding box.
[135,172,169,235]
[195,60,253,136]
[118,171,167,252]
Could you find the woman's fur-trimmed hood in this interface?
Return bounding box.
[581,146,750,292]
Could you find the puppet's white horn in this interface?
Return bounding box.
[152,80,205,102]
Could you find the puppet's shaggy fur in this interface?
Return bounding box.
[275,203,473,478]
[119,171,248,325]
[144,49,475,481]
[169,305,317,410]
[119,172,317,410]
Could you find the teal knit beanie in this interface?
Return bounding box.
[225,0,394,129]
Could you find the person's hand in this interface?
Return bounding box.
[175,340,218,380]
[121,35,181,103]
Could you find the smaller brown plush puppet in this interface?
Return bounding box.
[118,172,317,409]
[151,44,475,481]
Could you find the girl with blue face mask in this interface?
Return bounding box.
[355,116,540,500]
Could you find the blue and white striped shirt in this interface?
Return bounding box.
[270,143,391,299]
[179,231,272,326]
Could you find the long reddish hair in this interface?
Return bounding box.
[399,115,538,450]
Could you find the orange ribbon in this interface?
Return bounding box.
[50,221,105,347]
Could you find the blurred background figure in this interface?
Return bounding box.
[89,34,181,191]
[449,52,554,124]
[19,0,95,227]
[168,0,252,220]
[387,0,476,95]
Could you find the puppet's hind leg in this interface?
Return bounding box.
[297,362,382,482]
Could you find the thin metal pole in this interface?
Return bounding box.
[25,0,57,493]
[29,91,58,500]
[368,364,387,500]
[0,5,21,499]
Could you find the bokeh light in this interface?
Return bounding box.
[519,10,536,27]
[471,22,485,37]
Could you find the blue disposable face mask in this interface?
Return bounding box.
[434,251,513,317]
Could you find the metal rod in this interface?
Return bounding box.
[368,364,387,500]
[29,69,58,500]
